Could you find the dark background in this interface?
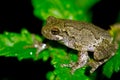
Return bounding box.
[0,0,120,80]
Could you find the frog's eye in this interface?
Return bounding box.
[51,28,60,35]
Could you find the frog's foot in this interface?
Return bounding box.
[31,34,48,55]
[61,51,89,74]
[61,61,78,74]
[89,54,115,73]
[34,42,47,56]
[70,62,86,74]
[24,34,48,57]
[61,61,76,68]
[88,60,106,73]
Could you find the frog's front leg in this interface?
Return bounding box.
[70,51,89,73]
[88,39,117,73]
[62,50,89,74]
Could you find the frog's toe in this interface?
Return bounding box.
[90,67,97,73]
[61,61,76,68]
[61,62,83,74]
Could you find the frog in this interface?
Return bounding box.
[41,16,117,73]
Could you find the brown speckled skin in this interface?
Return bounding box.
[41,16,117,73]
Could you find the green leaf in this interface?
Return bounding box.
[45,47,94,80]
[32,0,99,21]
[0,29,44,60]
[103,43,120,78]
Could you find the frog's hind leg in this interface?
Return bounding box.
[88,39,116,73]
[88,59,105,73]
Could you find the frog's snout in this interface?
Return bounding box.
[41,26,45,36]
[41,26,55,40]
[41,26,50,39]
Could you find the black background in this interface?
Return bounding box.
[0,0,120,80]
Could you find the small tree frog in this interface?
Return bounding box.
[41,16,117,73]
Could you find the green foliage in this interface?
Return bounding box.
[1,0,120,80]
[117,11,120,22]
[103,42,120,78]
[32,0,99,22]
[46,48,92,80]
[103,25,120,78]
[0,29,43,60]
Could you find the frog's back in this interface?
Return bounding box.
[64,20,112,41]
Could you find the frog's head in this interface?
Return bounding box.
[41,16,65,41]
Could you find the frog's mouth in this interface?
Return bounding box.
[53,35,63,40]
[58,37,69,46]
